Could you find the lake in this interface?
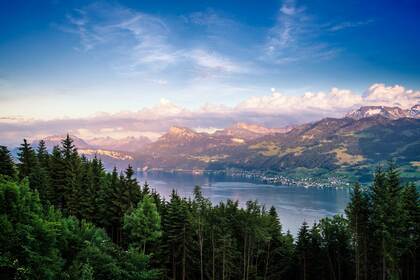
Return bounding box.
[136,172,351,236]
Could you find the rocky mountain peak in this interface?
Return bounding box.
[346,105,419,120]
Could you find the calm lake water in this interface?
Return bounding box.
[136,172,351,236]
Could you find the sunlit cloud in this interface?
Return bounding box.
[1,84,418,146]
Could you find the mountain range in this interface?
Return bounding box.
[134,105,420,184]
[29,105,420,184]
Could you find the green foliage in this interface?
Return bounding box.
[0,145,16,179]
[17,139,37,180]
[1,135,419,280]
[0,176,157,280]
[123,194,162,253]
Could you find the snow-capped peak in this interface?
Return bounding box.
[346,105,419,120]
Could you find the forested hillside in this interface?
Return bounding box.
[0,136,419,280]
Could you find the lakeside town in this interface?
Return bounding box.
[140,168,352,188]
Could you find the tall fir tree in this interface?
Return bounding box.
[0,145,16,178]
[124,165,141,210]
[162,190,192,280]
[36,140,49,169]
[17,139,37,180]
[48,145,66,209]
[346,183,370,280]
[61,134,81,216]
[400,183,419,280]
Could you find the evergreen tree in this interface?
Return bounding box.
[36,140,49,169]
[88,157,105,223]
[370,167,388,279]
[123,194,162,253]
[400,183,419,280]
[29,163,50,205]
[0,177,158,280]
[17,139,36,180]
[296,222,323,280]
[78,156,94,220]
[319,215,353,280]
[346,183,370,280]
[48,145,66,209]
[191,186,211,280]
[296,222,311,280]
[264,206,295,279]
[124,165,141,209]
[0,145,16,178]
[61,134,81,216]
[162,190,192,280]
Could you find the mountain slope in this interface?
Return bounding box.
[214,122,291,140]
[134,113,420,183]
[88,136,151,152]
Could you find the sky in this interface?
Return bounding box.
[0,0,419,145]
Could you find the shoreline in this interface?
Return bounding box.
[138,168,352,188]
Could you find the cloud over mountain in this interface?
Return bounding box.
[1,83,418,147]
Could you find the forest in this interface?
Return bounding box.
[0,135,419,280]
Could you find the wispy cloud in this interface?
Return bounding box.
[188,49,249,75]
[64,3,179,74]
[62,3,251,79]
[187,9,237,29]
[328,19,374,32]
[263,0,340,64]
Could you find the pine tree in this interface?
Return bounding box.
[191,186,210,280]
[29,140,51,205]
[89,156,105,223]
[370,164,407,280]
[48,145,66,209]
[162,190,192,280]
[400,183,419,280]
[0,145,16,178]
[61,134,81,216]
[383,163,404,279]
[17,139,37,180]
[346,183,370,280]
[124,165,141,209]
[123,194,162,253]
[104,168,131,245]
[319,215,353,280]
[263,206,294,279]
[370,166,388,279]
[36,140,49,169]
[78,156,94,220]
[296,222,311,280]
[29,163,50,204]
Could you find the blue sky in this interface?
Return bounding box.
[0,0,419,143]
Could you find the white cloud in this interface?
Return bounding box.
[188,49,247,74]
[364,83,420,108]
[1,83,418,146]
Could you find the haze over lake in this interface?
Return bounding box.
[137,172,351,235]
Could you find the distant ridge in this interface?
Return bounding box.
[346,104,420,120]
[133,105,420,183]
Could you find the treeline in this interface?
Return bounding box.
[0,135,419,280]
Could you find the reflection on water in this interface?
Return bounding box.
[136,172,351,236]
